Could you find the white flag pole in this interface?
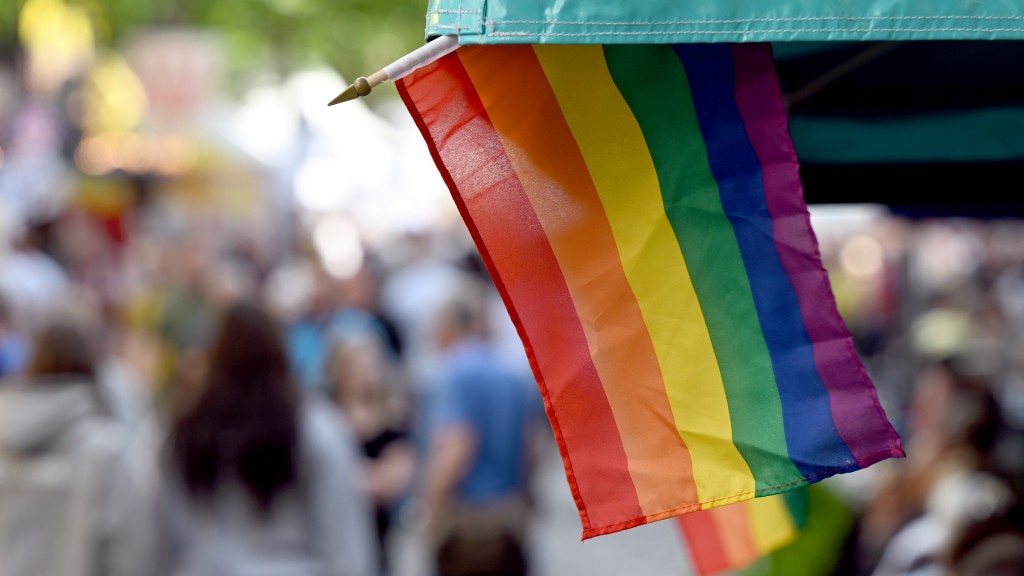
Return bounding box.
[328,35,460,105]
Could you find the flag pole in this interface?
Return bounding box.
[328,35,460,105]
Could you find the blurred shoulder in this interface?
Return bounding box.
[298,391,357,459]
[78,414,138,470]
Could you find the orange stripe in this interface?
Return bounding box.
[457,44,699,515]
[710,502,762,569]
[676,514,731,576]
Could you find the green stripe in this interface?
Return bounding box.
[782,488,811,530]
[603,44,801,491]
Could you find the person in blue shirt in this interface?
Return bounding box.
[286,264,391,393]
[418,285,543,576]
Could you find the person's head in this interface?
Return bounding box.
[203,258,257,307]
[909,358,1001,454]
[327,331,409,435]
[204,300,290,390]
[27,314,97,382]
[329,333,388,406]
[171,300,299,513]
[434,281,489,350]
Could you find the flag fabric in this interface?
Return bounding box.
[676,490,807,575]
[397,42,904,539]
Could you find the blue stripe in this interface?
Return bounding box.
[674,43,855,477]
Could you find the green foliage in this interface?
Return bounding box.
[0,1,22,51]
[742,484,856,576]
[191,0,428,79]
[16,0,429,89]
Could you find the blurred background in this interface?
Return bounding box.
[1,2,1023,576]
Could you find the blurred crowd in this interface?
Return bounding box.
[817,217,1024,576]
[1,7,548,573]
[0,189,546,576]
[3,190,1024,576]
[2,8,1024,573]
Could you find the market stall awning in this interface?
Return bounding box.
[775,40,1024,214]
[418,2,1024,214]
[426,0,1024,44]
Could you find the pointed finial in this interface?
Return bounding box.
[328,77,373,106]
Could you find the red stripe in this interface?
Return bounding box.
[398,54,644,532]
[676,514,732,576]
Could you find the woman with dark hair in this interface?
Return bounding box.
[161,301,376,576]
[0,315,152,576]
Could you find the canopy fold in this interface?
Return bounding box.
[426,0,1024,44]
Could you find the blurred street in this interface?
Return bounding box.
[390,432,693,576]
[525,435,693,576]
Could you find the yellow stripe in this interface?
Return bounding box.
[458,45,700,518]
[748,494,799,553]
[533,44,755,505]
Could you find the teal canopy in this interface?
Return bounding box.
[422,2,1024,214]
[426,0,1024,44]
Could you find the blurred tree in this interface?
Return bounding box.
[0,1,19,65]
[4,0,427,96]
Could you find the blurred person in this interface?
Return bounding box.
[460,251,531,382]
[287,261,387,391]
[115,228,174,391]
[415,287,543,576]
[156,237,218,396]
[861,359,1013,576]
[160,300,377,576]
[204,256,260,308]
[0,219,70,334]
[379,232,471,396]
[263,257,318,325]
[0,291,28,378]
[329,332,415,575]
[0,315,154,576]
[52,210,123,312]
[948,503,1024,576]
[338,260,403,359]
[65,286,162,481]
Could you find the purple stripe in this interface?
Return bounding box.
[730,43,903,465]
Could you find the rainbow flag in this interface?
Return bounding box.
[397,42,903,538]
[677,491,807,575]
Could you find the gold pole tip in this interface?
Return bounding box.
[327,77,373,106]
[328,84,359,106]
